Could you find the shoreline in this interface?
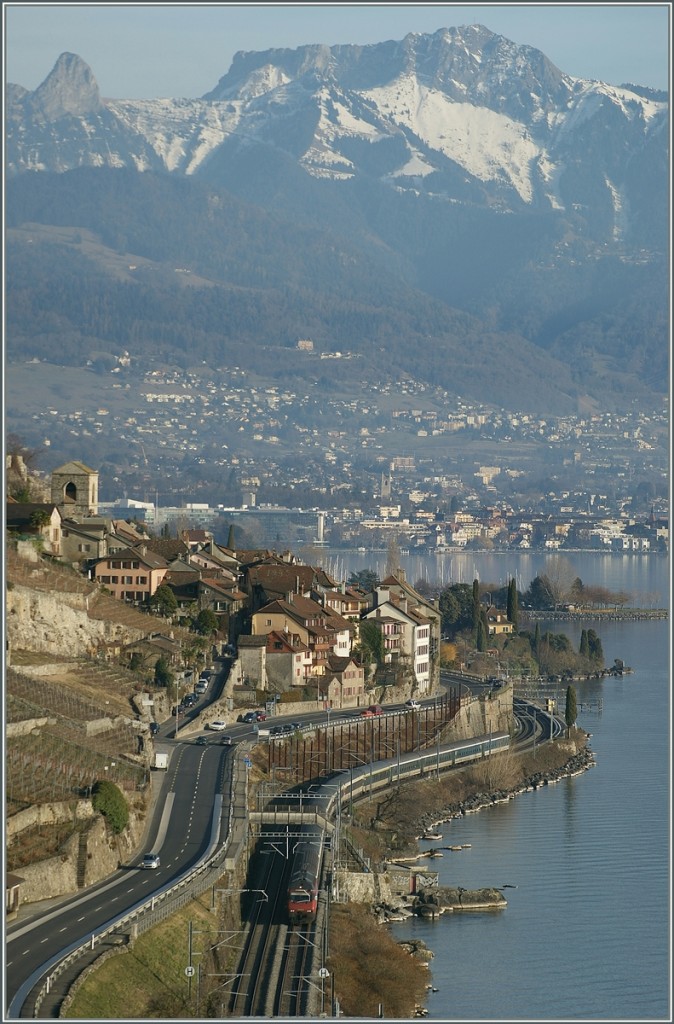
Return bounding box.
[416,744,596,835]
[380,741,596,1015]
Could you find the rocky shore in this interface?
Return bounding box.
[375,885,507,925]
[415,744,596,836]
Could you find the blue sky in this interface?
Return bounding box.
[3,3,671,98]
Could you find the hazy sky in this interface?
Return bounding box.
[3,3,671,99]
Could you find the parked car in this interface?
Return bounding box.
[255,711,267,721]
[142,853,160,870]
[241,711,258,724]
[208,720,228,731]
[368,704,383,715]
[405,699,421,710]
[171,705,184,716]
[182,693,198,707]
[360,708,374,717]
[195,681,208,695]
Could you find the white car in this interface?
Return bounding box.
[142,853,160,869]
[208,720,228,731]
[405,699,421,710]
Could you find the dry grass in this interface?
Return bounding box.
[328,903,428,1018]
[351,733,589,855]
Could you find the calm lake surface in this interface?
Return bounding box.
[327,551,671,1022]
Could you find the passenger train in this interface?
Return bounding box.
[286,824,325,924]
[284,731,510,921]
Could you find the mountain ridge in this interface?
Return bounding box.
[5,25,669,420]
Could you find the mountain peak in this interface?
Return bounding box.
[29,52,101,120]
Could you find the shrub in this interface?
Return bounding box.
[91,779,129,834]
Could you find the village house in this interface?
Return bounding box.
[59,515,111,565]
[91,544,168,603]
[5,501,63,557]
[322,654,366,708]
[486,606,515,637]
[236,635,268,692]
[121,632,184,672]
[251,593,351,676]
[265,630,313,690]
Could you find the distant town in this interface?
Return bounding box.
[7,355,665,555]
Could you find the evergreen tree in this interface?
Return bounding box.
[587,629,604,665]
[154,656,174,688]
[534,622,541,660]
[472,578,481,631]
[565,685,577,737]
[149,584,178,617]
[358,620,386,671]
[193,609,219,636]
[92,780,129,834]
[476,618,487,652]
[507,577,519,630]
[579,629,590,658]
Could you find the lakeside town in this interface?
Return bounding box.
[7,359,668,559]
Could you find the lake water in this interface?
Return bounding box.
[328,550,671,1021]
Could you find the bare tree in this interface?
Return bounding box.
[543,556,577,608]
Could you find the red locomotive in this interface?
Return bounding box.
[287,825,325,923]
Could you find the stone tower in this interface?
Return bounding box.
[51,461,99,517]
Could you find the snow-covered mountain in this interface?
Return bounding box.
[6,26,668,247]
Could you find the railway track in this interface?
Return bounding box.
[226,828,321,1017]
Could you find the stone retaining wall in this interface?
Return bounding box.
[7,799,95,840]
[6,584,147,659]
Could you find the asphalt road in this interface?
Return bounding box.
[6,739,229,1016]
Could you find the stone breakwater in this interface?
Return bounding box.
[376,887,507,925]
[416,746,596,835]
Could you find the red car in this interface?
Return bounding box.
[360,708,374,717]
[368,704,383,715]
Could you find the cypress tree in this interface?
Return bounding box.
[587,629,604,665]
[534,622,541,659]
[472,579,481,631]
[565,685,577,737]
[476,619,487,652]
[507,577,519,630]
[579,629,590,658]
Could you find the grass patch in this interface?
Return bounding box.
[63,893,235,1019]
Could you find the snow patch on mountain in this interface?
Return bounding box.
[387,149,436,180]
[605,176,628,242]
[108,98,241,173]
[363,73,542,202]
